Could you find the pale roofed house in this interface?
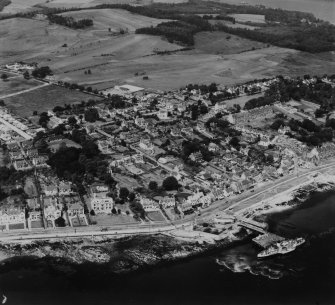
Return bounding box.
[140,197,160,212]
[200,192,214,206]
[157,196,176,209]
[90,183,109,197]
[89,197,114,214]
[58,181,72,196]
[44,203,62,228]
[13,160,32,171]
[26,197,40,210]
[67,203,85,217]
[43,184,58,197]
[157,109,169,120]
[28,210,43,228]
[139,138,154,152]
[67,202,88,227]
[88,183,114,214]
[135,117,148,129]
[0,203,26,230]
[32,155,49,168]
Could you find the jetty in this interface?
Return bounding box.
[235,216,285,248]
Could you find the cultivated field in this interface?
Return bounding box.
[0,0,45,14]
[60,9,168,33]
[0,77,43,97]
[3,84,103,116]
[209,19,259,30]
[1,8,335,92]
[224,92,264,108]
[229,13,266,24]
[193,32,267,55]
[0,0,152,14]
[0,18,81,65]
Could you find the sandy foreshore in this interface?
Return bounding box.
[243,173,335,219]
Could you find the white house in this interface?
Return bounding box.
[89,197,114,214]
[140,197,160,212]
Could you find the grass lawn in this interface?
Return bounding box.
[224,92,264,108]
[147,210,166,222]
[3,84,103,117]
[9,223,25,230]
[31,220,44,228]
[94,214,138,226]
[194,32,267,55]
[0,77,42,97]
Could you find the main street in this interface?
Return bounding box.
[1,160,335,241]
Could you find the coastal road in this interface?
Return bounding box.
[1,160,335,241]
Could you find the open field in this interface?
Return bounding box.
[229,13,266,24]
[60,9,169,33]
[2,84,102,116]
[209,19,259,30]
[63,46,335,91]
[0,77,42,97]
[0,0,44,14]
[0,0,152,14]
[0,18,82,64]
[1,11,335,91]
[224,92,264,108]
[193,32,267,55]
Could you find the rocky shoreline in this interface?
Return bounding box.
[1,174,334,275]
[0,231,250,275]
[246,173,335,221]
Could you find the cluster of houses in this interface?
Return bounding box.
[1,74,335,231]
[6,140,48,171]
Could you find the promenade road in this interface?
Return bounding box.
[1,160,335,241]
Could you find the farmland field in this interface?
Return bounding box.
[1,7,335,92]
[2,84,103,116]
[0,0,151,14]
[229,13,266,24]
[224,92,264,108]
[0,77,43,97]
[193,32,267,55]
[60,9,169,33]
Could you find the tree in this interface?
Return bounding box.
[326,118,335,130]
[229,136,240,147]
[68,116,77,125]
[38,112,50,127]
[128,192,136,201]
[55,217,66,227]
[162,176,179,191]
[315,108,326,118]
[301,119,319,132]
[112,207,117,214]
[23,71,30,79]
[271,119,285,130]
[191,105,198,120]
[1,73,8,81]
[119,187,129,200]
[148,181,158,191]
[84,108,99,122]
[90,209,96,216]
[32,66,52,79]
[199,104,208,114]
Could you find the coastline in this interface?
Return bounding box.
[242,173,335,220]
[1,173,335,274]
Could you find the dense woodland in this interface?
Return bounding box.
[47,14,93,29]
[215,23,335,53]
[1,0,334,52]
[0,0,10,12]
[136,16,212,45]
